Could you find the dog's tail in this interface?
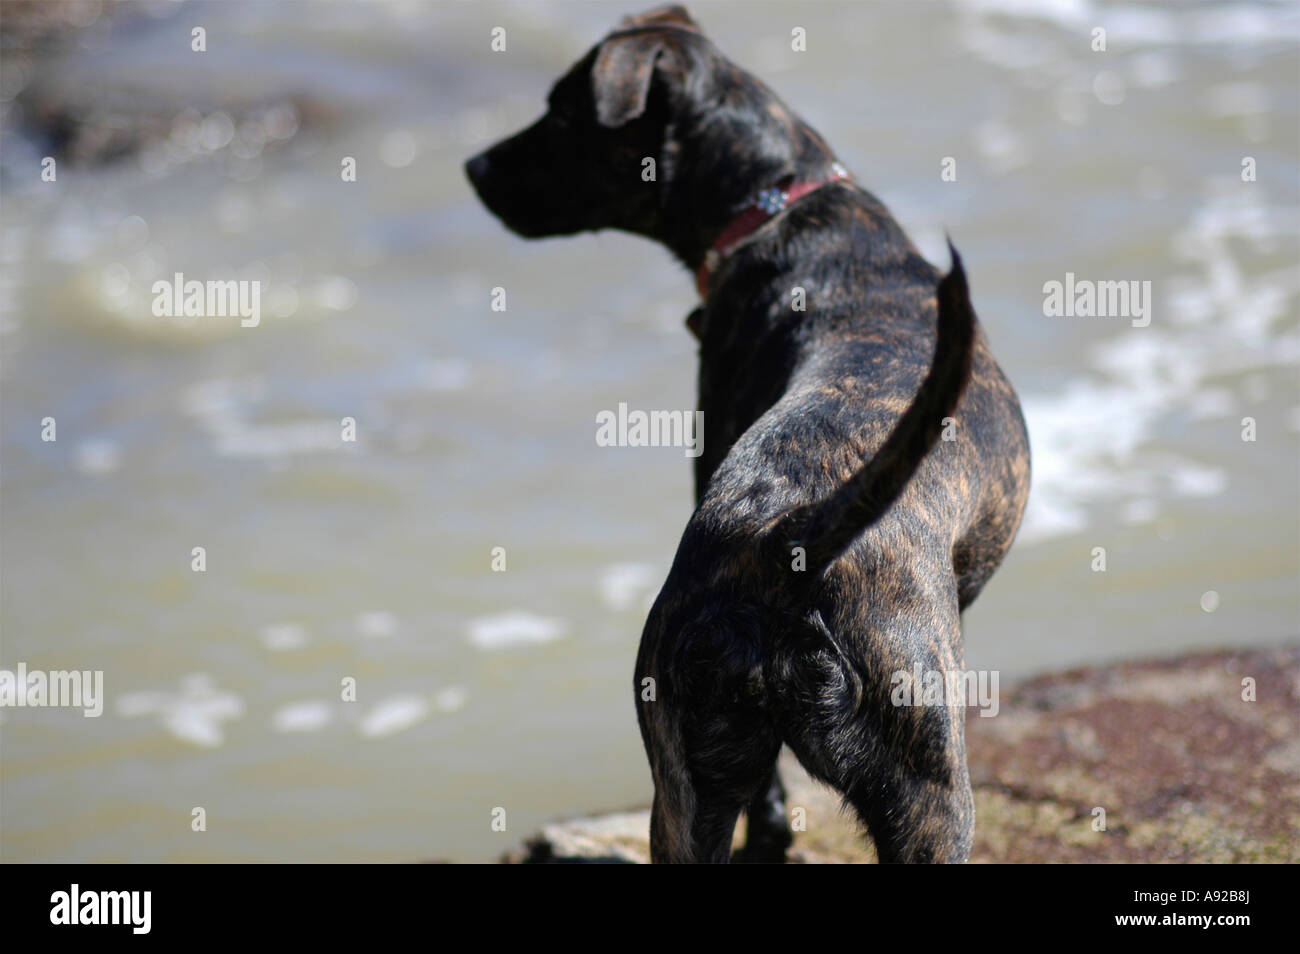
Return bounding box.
[768,240,976,582]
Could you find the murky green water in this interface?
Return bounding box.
[1,0,1297,862]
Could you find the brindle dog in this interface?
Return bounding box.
[465,5,1030,863]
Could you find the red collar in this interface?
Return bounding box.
[695,162,849,298]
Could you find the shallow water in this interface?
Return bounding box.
[1,0,1297,862]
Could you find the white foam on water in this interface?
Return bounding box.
[420,357,472,392]
[379,129,418,169]
[1128,51,1180,89]
[311,274,358,311]
[272,700,332,733]
[598,562,658,612]
[1017,182,1297,545]
[179,375,351,460]
[1207,81,1272,118]
[1120,498,1160,525]
[433,686,469,713]
[259,621,309,651]
[116,673,244,747]
[955,0,1299,131]
[954,0,1297,46]
[359,694,429,738]
[45,220,98,264]
[955,0,1090,28]
[213,420,346,459]
[74,439,122,476]
[1185,388,1236,421]
[467,611,567,650]
[114,690,170,718]
[355,611,398,639]
[973,119,1031,175]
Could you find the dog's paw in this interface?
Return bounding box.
[733,827,794,864]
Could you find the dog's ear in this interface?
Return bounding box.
[593,7,700,128]
[617,5,700,31]
[592,32,668,128]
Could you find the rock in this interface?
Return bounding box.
[967,645,1300,863]
[503,812,651,865]
[1,4,334,170]
[502,647,1300,863]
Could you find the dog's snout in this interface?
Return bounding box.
[464,152,490,187]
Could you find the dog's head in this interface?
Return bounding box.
[464,5,835,266]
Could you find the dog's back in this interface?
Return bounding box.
[691,183,1030,608]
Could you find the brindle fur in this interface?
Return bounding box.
[465,5,1030,864]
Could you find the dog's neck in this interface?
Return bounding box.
[694,163,850,298]
[686,183,925,344]
[648,97,844,272]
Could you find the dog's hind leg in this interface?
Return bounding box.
[784,689,974,862]
[840,686,975,864]
[639,658,784,862]
[645,738,779,863]
[645,709,784,863]
[736,763,793,863]
[847,733,974,863]
[777,577,975,863]
[649,789,741,864]
[861,592,976,863]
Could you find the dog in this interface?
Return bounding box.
[465,5,1030,863]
